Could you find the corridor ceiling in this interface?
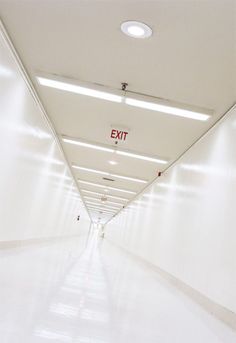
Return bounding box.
[0,0,235,224]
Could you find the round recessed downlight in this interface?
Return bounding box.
[121,21,152,39]
[109,160,118,165]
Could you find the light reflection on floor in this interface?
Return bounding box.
[0,231,235,342]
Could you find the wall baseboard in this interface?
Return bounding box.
[105,237,236,331]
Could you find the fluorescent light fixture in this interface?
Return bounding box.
[74,165,147,184]
[88,205,115,211]
[106,194,128,201]
[85,200,122,209]
[85,201,121,210]
[104,185,136,194]
[92,212,114,216]
[125,98,210,121]
[78,180,106,188]
[72,165,108,176]
[84,195,122,206]
[88,207,115,214]
[88,208,115,214]
[116,150,167,164]
[62,137,114,153]
[37,75,211,122]
[78,180,136,194]
[37,76,122,103]
[111,173,147,184]
[91,212,113,217]
[82,189,128,201]
[106,199,123,206]
[88,209,116,215]
[63,135,167,164]
[84,196,107,203]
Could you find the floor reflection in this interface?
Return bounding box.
[0,230,236,342]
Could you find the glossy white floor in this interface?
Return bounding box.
[0,230,235,343]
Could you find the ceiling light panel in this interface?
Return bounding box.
[85,201,121,210]
[86,201,122,210]
[73,165,147,184]
[88,208,115,214]
[111,173,147,184]
[37,74,212,121]
[78,180,136,194]
[81,189,128,201]
[116,150,167,164]
[125,98,210,121]
[37,76,122,103]
[88,209,113,215]
[72,165,108,176]
[62,136,114,153]
[62,135,167,165]
[84,196,124,206]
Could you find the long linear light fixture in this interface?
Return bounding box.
[88,210,115,216]
[81,189,128,201]
[85,200,122,209]
[78,180,136,194]
[90,212,113,217]
[72,165,108,176]
[88,205,115,211]
[62,136,167,164]
[87,207,117,215]
[88,207,115,214]
[62,137,114,153]
[85,201,121,210]
[87,208,117,215]
[37,75,211,121]
[37,76,122,103]
[116,150,165,163]
[72,164,147,184]
[84,195,123,206]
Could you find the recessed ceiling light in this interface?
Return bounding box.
[109,160,118,165]
[121,21,152,39]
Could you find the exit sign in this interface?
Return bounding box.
[110,129,128,141]
[110,125,130,145]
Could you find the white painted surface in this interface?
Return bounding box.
[0,27,90,242]
[106,105,236,315]
[0,1,235,223]
[1,231,235,342]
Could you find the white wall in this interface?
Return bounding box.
[106,104,236,315]
[0,25,90,243]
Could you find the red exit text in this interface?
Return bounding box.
[110,129,128,141]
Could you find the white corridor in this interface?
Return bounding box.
[0,231,235,343]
